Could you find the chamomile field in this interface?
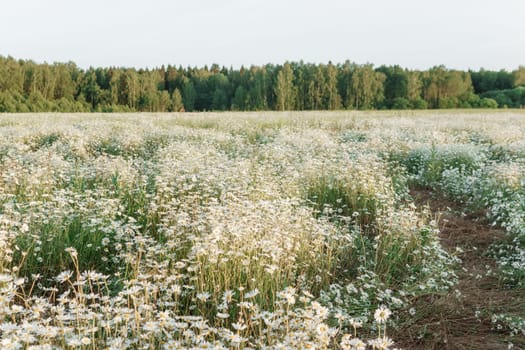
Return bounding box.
[0,111,524,349]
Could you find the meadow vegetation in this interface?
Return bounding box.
[0,110,524,349]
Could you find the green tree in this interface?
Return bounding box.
[274,63,296,111]
[479,97,498,108]
[376,65,408,102]
[210,73,230,110]
[170,88,184,112]
[306,66,324,109]
[182,79,196,112]
[407,71,422,102]
[422,66,473,108]
[346,64,385,109]
[324,63,341,110]
[0,91,18,112]
[1,55,519,113]
[248,66,269,110]
[0,56,24,94]
[108,69,121,105]
[514,66,525,87]
[118,69,139,109]
[53,63,77,101]
[232,86,248,110]
[81,70,101,109]
[157,91,171,112]
[137,70,162,111]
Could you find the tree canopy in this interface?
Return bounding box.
[0,55,523,112]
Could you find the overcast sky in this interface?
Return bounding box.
[1,0,524,71]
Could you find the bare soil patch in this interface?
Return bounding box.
[396,189,524,350]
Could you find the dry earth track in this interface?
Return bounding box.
[397,190,524,350]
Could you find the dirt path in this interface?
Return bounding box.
[397,190,524,350]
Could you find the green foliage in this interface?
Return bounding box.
[305,176,381,229]
[0,90,23,112]
[344,63,386,109]
[274,63,296,111]
[30,132,61,150]
[13,216,120,282]
[391,97,411,109]
[411,98,428,109]
[376,65,409,101]
[0,55,523,112]
[304,174,456,292]
[481,87,525,108]
[422,66,474,109]
[471,69,515,94]
[182,79,196,111]
[479,97,498,108]
[514,66,525,87]
[170,88,184,112]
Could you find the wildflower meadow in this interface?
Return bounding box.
[0,111,524,349]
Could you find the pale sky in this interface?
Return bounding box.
[1,0,524,71]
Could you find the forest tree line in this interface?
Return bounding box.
[1,56,524,112]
